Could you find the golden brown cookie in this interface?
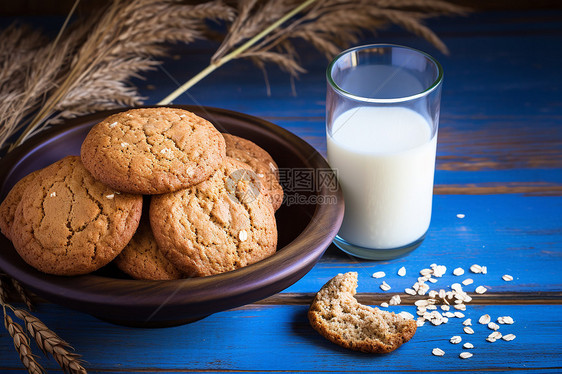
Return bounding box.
[11,156,143,276]
[81,108,226,194]
[223,134,283,210]
[150,157,278,277]
[0,170,41,240]
[115,217,184,280]
[308,272,417,353]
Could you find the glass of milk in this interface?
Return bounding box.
[326,44,443,260]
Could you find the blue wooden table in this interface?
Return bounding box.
[1,8,562,373]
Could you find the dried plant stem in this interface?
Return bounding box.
[157,0,317,105]
[3,310,45,374]
[0,278,85,373]
[10,278,34,311]
[14,308,87,374]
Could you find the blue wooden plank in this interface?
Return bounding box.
[0,304,560,372]
[283,194,562,293]
[138,13,562,120]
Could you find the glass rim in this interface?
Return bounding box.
[326,43,444,103]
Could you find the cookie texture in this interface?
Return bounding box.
[81,107,226,194]
[0,170,41,240]
[150,157,277,277]
[11,156,143,276]
[115,217,184,280]
[308,272,417,353]
[223,134,283,210]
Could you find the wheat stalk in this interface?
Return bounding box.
[10,278,34,311]
[14,309,87,374]
[0,275,85,373]
[158,0,466,105]
[3,312,45,374]
[1,0,234,153]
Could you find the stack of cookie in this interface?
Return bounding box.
[0,108,282,279]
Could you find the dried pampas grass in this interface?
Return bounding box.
[159,0,467,103]
[0,0,234,152]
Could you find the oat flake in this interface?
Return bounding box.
[502,274,514,281]
[479,314,491,324]
[450,336,462,344]
[453,267,465,276]
[372,271,386,279]
[459,352,473,359]
[475,286,487,294]
[398,266,406,276]
[432,348,445,357]
[380,281,391,291]
[502,333,516,341]
[238,230,248,241]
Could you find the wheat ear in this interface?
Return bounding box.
[157,0,317,104]
[3,312,45,374]
[13,308,87,374]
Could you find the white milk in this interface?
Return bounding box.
[327,106,437,249]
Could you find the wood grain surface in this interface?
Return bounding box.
[0,8,561,373]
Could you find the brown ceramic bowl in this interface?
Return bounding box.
[0,106,343,327]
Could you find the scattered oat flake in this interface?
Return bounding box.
[238,230,248,241]
[432,348,445,357]
[50,192,56,197]
[454,304,466,311]
[450,336,462,344]
[502,334,516,341]
[405,288,416,296]
[372,271,386,279]
[498,316,514,325]
[398,266,406,276]
[441,305,450,311]
[463,326,474,334]
[459,352,473,359]
[479,314,491,324]
[416,318,425,327]
[481,266,488,274]
[456,213,465,219]
[399,311,414,320]
[462,278,474,286]
[463,319,472,326]
[389,295,401,306]
[502,274,514,282]
[463,342,474,349]
[454,312,465,318]
[380,281,391,291]
[488,322,499,331]
[475,286,487,294]
[453,267,465,276]
[380,302,389,308]
[106,194,114,199]
[470,264,482,274]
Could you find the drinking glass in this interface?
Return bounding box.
[326,44,443,260]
